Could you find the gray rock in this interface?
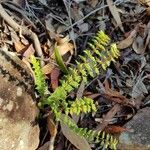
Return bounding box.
[0,49,39,150]
[118,107,150,150]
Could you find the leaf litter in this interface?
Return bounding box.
[0,0,150,150]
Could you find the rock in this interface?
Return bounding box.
[0,49,39,150]
[118,107,150,150]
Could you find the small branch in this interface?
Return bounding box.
[63,0,77,56]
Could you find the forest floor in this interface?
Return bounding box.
[0,0,150,150]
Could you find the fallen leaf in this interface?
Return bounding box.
[45,16,60,40]
[117,29,137,49]
[95,104,121,131]
[23,44,35,58]
[37,141,49,150]
[60,115,92,150]
[132,76,148,99]
[132,23,150,54]
[132,35,145,54]
[72,81,85,123]
[106,0,124,32]
[138,0,150,6]
[104,125,130,134]
[51,36,74,59]
[70,5,84,24]
[50,67,60,90]
[47,116,57,137]
[42,63,54,75]
[10,29,26,52]
[87,0,98,7]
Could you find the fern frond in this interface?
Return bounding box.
[30,55,48,98]
[31,31,120,149]
[65,97,97,115]
[61,114,118,150]
[40,30,120,117]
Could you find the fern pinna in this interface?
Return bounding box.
[31,31,120,150]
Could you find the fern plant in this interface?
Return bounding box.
[31,30,120,150]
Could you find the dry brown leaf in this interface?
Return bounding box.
[14,40,26,53]
[23,44,35,58]
[146,6,150,15]
[51,36,74,59]
[50,67,60,90]
[106,0,124,32]
[87,0,98,7]
[47,117,57,137]
[117,30,137,49]
[72,81,85,123]
[138,0,150,6]
[96,104,121,131]
[10,29,26,52]
[42,63,54,75]
[61,115,91,150]
[132,23,150,54]
[104,125,130,134]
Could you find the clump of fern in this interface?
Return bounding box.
[31,30,120,150]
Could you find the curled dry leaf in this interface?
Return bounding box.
[96,104,121,131]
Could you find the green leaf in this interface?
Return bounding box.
[54,47,68,74]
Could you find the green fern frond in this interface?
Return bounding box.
[30,55,48,98]
[41,30,120,118]
[61,114,118,150]
[31,30,120,149]
[65,97,97,115]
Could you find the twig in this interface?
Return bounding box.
[63,0,77,56]
[47,117,58,150]
[0,3,44,66]
[25,0,45,28]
